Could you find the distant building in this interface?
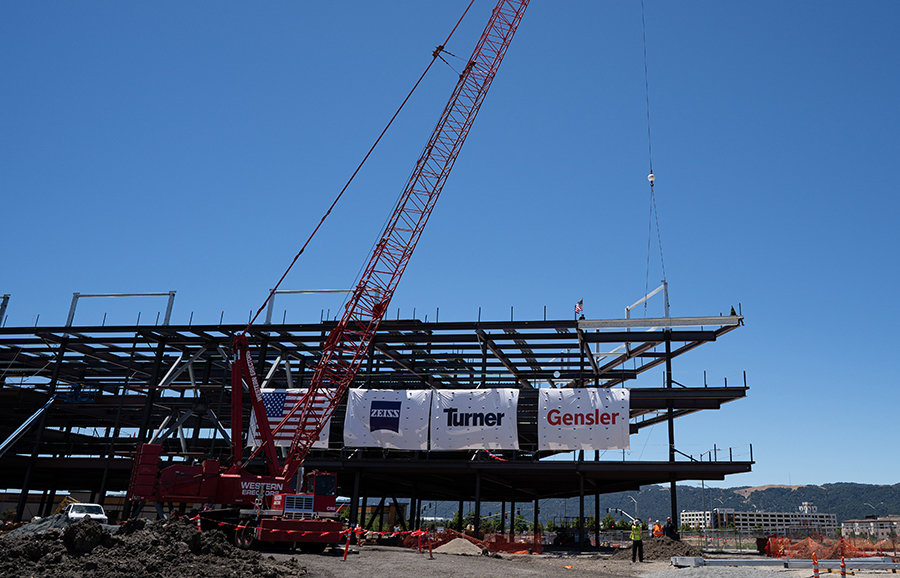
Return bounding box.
[841,516,900,540]
[680,502,837,535]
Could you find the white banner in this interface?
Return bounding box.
[248,388,332,449]
[343,389,431,450]
[538,388,630,451]
[430,389,519,450]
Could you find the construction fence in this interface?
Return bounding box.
[766,535,899,561]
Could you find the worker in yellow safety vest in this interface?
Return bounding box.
[652,520,663,537]
[630,519,644,563]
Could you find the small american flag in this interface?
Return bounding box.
[248,388,333,448]
[574,299,583,315]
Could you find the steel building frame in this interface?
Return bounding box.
[0,314,751,524]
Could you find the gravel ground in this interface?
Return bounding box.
[4,518,892,578]
[273,546,895,578]
[643,564,892,578]
[271,546,670,577]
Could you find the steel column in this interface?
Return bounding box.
[16,336,67,522]
[509,498,516,540]
[578,474,585,548]
[666,331,678,526]
[137,340,168,444]
[360,494,368,529]
[350,471,360,526]
[474,473,481,536]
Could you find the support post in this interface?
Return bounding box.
[366,497,385,531]
[99,387,127,508]
[16,337,67,522]
[138,340,168,444]
[360,495,368,529]
[456,499,464,531]
[350,472,361,526]
[666,331,678,527]
[473,473,481,536]
[37,491,47,518]
[500,500,506,535]
[391,496,407,531]
[578,474,585,549]
[42,489,57,517]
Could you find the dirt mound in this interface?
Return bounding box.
[434,537,484,556]
[611,536,700,561]
[0,516,308,577]
[63,518,113,554]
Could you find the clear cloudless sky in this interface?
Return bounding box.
[2,2,898,489]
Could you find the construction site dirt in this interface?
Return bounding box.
[0,516,306,578]
[6,517,888,578]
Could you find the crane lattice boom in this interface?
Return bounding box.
[268,0,530,481]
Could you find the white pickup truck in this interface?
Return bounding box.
[62,503,108,525]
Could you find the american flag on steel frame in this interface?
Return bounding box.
[574,299,583,315]
[247,388,333,449]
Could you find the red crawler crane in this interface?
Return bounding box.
[128,0,530,550]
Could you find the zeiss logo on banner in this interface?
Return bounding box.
[369,401,402,433]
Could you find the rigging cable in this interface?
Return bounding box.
[641,0,668,316]
[243,0,478,334]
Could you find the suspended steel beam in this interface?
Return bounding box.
[578,315,742,330]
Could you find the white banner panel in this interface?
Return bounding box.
[343,389,431,450]
[538,388,630,451]
[248,388,332,449]
[430,389,519,450]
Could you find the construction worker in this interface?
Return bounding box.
[663,516,678,540]
[652,520,663,537]
[630,518,644,563]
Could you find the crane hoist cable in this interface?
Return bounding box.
[641,0,667,316]
[271,0,530,480]
[238,0,530,477]
[243,0,478,335]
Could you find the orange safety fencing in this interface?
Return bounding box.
[482,532,543,554]
[766,535,899,561]
[400,528,484,551]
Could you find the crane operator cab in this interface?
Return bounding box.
[271,471,338,519]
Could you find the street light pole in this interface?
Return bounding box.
[864,502,882,516]
[628,496,639,524]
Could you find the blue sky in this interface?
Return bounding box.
[2,2,898,488]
